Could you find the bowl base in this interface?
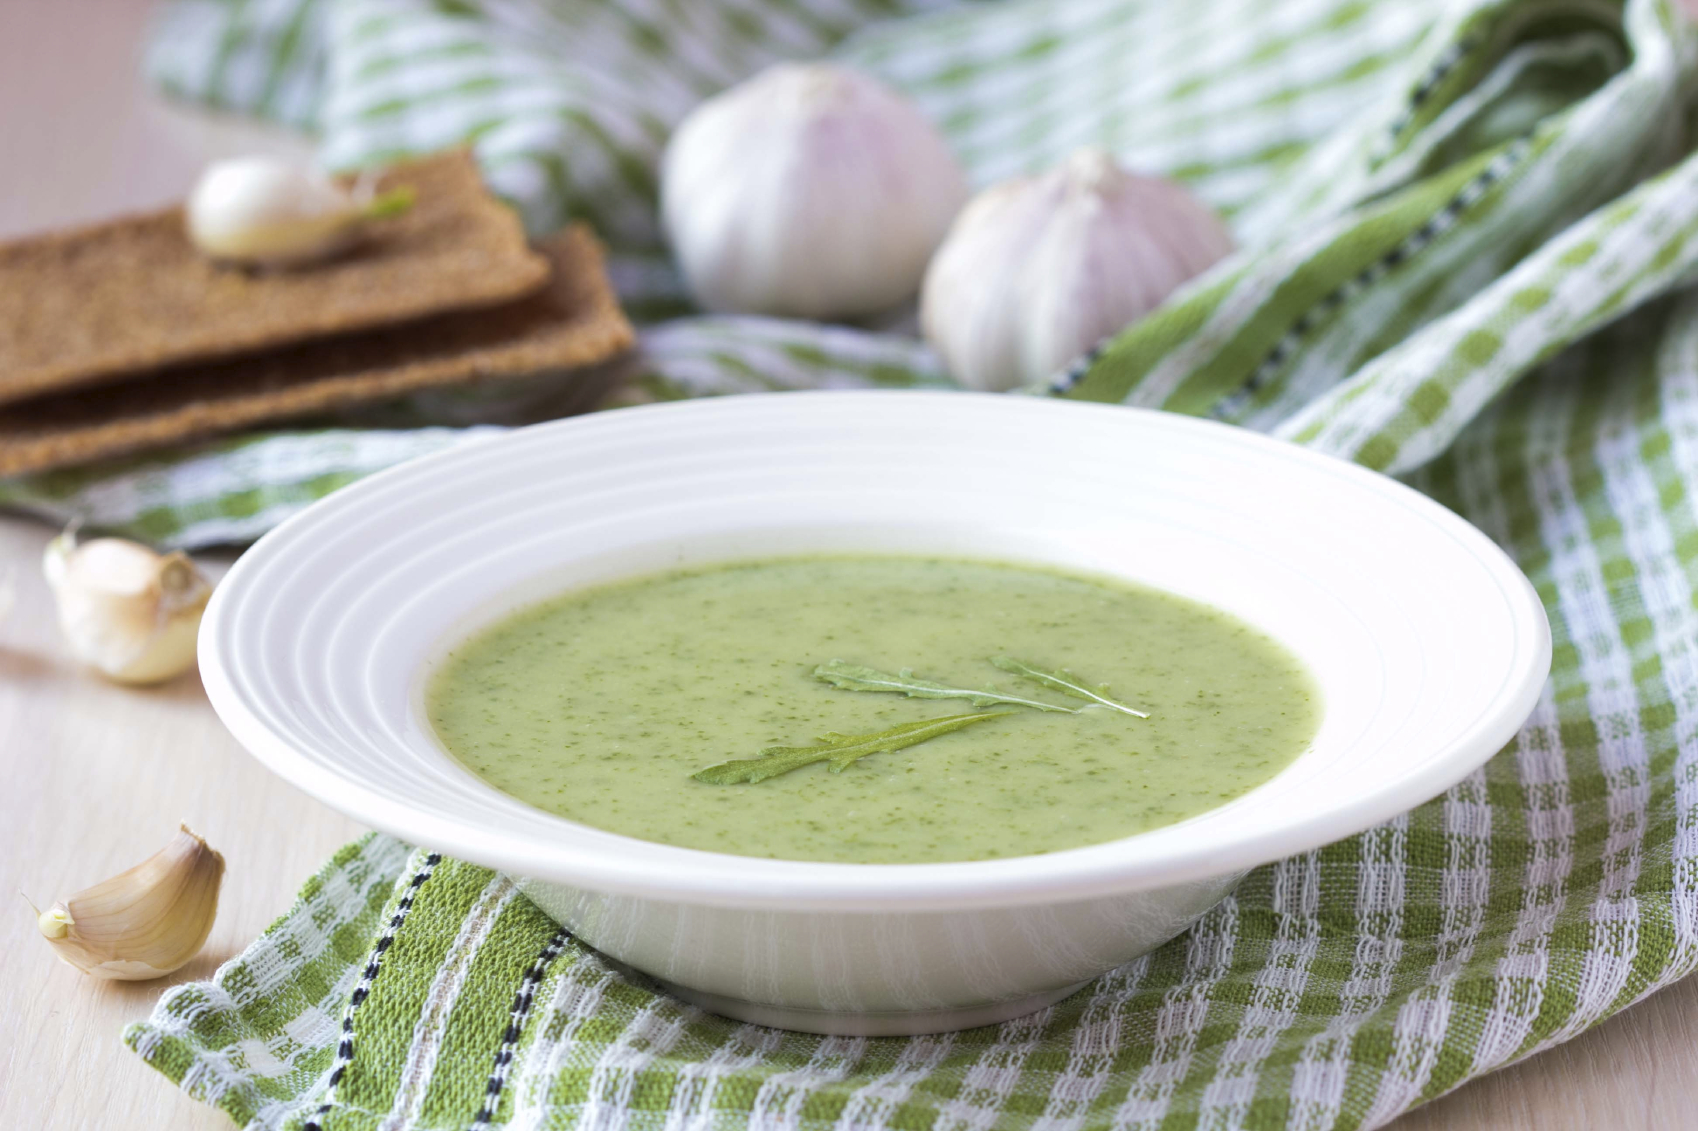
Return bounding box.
[655,978,1093,1036]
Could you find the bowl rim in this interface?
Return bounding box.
[199,390,1551,911]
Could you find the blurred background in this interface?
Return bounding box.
[1,1,312,240]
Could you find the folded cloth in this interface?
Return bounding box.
[100,0,1698,1127]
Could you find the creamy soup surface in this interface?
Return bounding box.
[427,556,1321,864]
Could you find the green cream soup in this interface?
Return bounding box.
[427,556,1320,864]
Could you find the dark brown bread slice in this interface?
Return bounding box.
[0,150,550,407]
[0,226,632,476]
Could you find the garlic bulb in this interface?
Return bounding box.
[921,147,1234,392]
[186,156,414,268]
[43,529,212,685]
[662,62,968,319]
[36,825,225,980]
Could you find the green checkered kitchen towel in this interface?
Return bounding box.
[72,0,1698,1127]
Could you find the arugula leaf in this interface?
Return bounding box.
[989,656,1150,718]
[693,710,1015,785]
[812,660,1076,713]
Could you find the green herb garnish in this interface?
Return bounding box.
[693,656,1150,786]
[692,710,1014,785]
[990,656,1150,718]
[812,660,1076,713]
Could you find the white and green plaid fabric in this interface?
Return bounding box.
[60,0,1698,1126]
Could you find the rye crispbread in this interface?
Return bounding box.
[0,226,632,477]
[0,150,550,407]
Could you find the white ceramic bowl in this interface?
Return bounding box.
[200,391,1550,1035]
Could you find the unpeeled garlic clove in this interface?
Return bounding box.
[36,825,225,980]
[185,156,414,268]
[43,529,212,685]
[662,62,968,319]
[921,147,1235,392]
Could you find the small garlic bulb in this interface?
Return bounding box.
[186,156,414,268]
[921,147,1234,392]
[662,62,968,319]
[36,825,225,980]
[43,529,212,685]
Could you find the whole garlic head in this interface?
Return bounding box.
[662,62,968,319]
[43,530,212,685]
[921,147,1234,392]
[186,156,413,268]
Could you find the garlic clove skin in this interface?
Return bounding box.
[43,530,212,685]
[187,158,357,266]
[36,825,225,980]
[662,62,968,320]
[186,157,413,268]
[921,147,1235,392]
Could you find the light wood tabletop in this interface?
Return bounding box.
[1,2,1694,1128]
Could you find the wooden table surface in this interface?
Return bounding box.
[1,2,1694,1127]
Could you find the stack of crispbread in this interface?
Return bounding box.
[0,150,634,476]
